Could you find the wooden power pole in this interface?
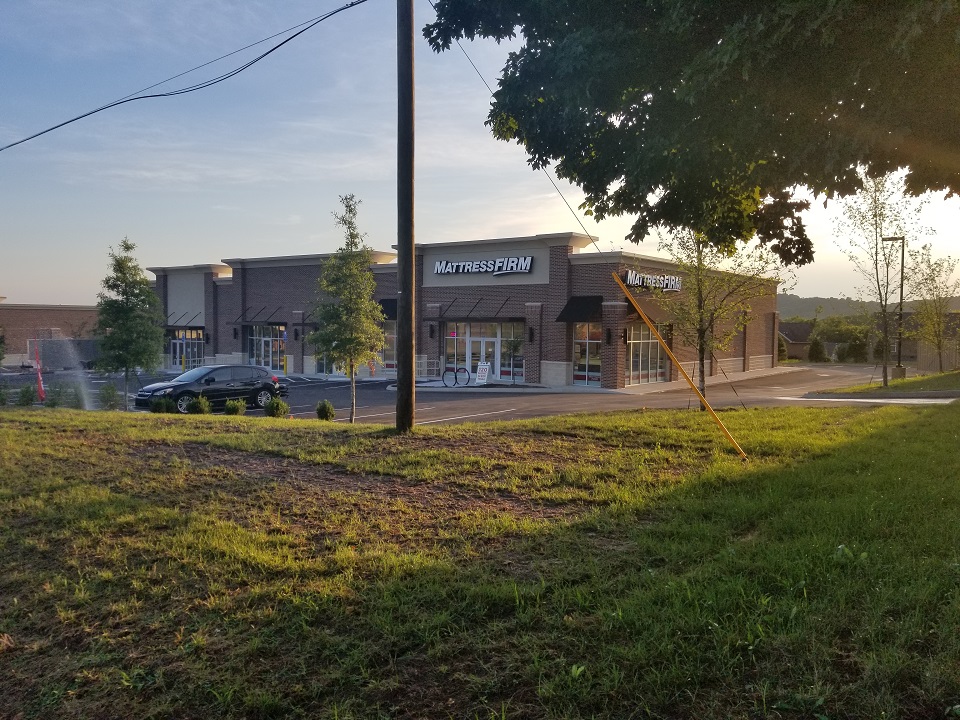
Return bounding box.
[396,0,416,431]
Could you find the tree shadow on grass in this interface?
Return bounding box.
[1,404,959,719]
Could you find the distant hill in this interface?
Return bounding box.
[777,294,960,320]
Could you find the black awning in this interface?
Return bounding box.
[556,295,604,323]
[379,298,397,320]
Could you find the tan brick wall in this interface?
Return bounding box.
[0,305,98,362]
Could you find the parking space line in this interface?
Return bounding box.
[333,406,435,421]
[416,408,517,425]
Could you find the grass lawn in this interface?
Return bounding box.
[1,404,959,719]
[833,369,960,394]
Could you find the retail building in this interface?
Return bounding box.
[147,232,781,389]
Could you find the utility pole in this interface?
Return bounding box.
[396,0,416,431]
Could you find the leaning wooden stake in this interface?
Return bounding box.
[612,272,748,461]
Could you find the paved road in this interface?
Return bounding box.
[3,363,950,424]
[280,363,952,425]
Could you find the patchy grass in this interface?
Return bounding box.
[1,404,960,719]
[833,369,960,394]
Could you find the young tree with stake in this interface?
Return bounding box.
[656,230,784,404]
[95,238,165,410]
[907,244,960,373]
[309,196,385,423]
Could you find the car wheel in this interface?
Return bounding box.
[254,388,275,408]
[175,394,194,414]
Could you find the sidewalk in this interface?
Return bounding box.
[408,365,804,395]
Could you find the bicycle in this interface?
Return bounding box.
[441,366,471,387]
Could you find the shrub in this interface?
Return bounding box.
[64,384,85,409]
[808,336,828,362]
[149,397,177,414]
[98,383,122,410]
[316,399,336,421]
[0,385,8,406]
[777,335,787,362]
[224,399,247,416]
[45,383,83,409]
[17,385,37,406]
[44,384,64,408]
[187,395,212,414]
[264,397,290,418]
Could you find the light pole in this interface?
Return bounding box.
[882,235,906,378]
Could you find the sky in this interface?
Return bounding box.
[1,0,958,306]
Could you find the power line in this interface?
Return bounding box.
[424,0,609,256]
[0,0,371,154]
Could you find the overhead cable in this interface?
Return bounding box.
[0,0,370,154]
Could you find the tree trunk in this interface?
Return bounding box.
[349,360,356,423]
[697,331,707,411]
[881,315,890,387]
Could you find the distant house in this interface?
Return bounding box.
[778,321,815,360]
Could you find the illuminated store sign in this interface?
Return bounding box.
[624,269,682,292]
[434,256,533,276]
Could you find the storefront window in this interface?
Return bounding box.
[573,322,602,386]
[381,320,397,371]
[247,324,286,372]
[169,328,204,371]
[442,321,526,382]
[625,321,670,385]
[499,321,524,381]
[445,322,468,372]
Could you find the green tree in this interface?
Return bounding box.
[308,196,385,423]
[425,2,960,263]
[810,315,870,363]
[656,229,784,403]
[837,170,927,386]
[808,336,828,363]
[95,238,165,410]
[907,244,960,373]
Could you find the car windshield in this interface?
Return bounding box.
[172,367,214,383]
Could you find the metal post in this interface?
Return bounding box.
[395,0,416,431]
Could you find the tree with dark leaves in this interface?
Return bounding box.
[425,1,960,265]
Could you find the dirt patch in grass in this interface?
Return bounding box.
[125,442,584,551]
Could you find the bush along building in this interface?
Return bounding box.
[147,232,781,390]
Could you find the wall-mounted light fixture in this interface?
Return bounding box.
[429,324,435,339]
[605,328,612,345]
[621,329,628,345]
[233,327,238,340]
[294,329,300,341]
[204,333,210,345]
[528,327,535,342]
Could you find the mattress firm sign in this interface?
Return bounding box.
[434,256,533,276]
[624,269,682,292]
[423,247,549,287]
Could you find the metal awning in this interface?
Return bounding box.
[556,295,603,323]
[379,298,397,320]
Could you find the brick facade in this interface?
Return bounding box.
[0,304,98,365]
[146,233,780,388]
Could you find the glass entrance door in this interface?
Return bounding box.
[469,339,497,376]
[170,329,204,371]
[248,325,286,372]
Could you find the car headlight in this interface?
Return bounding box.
[154,388,174,396]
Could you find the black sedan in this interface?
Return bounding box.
[134,364,288,414]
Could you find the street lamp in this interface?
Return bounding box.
[882,235,906,378]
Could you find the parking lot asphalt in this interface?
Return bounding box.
[3,363,952,425]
